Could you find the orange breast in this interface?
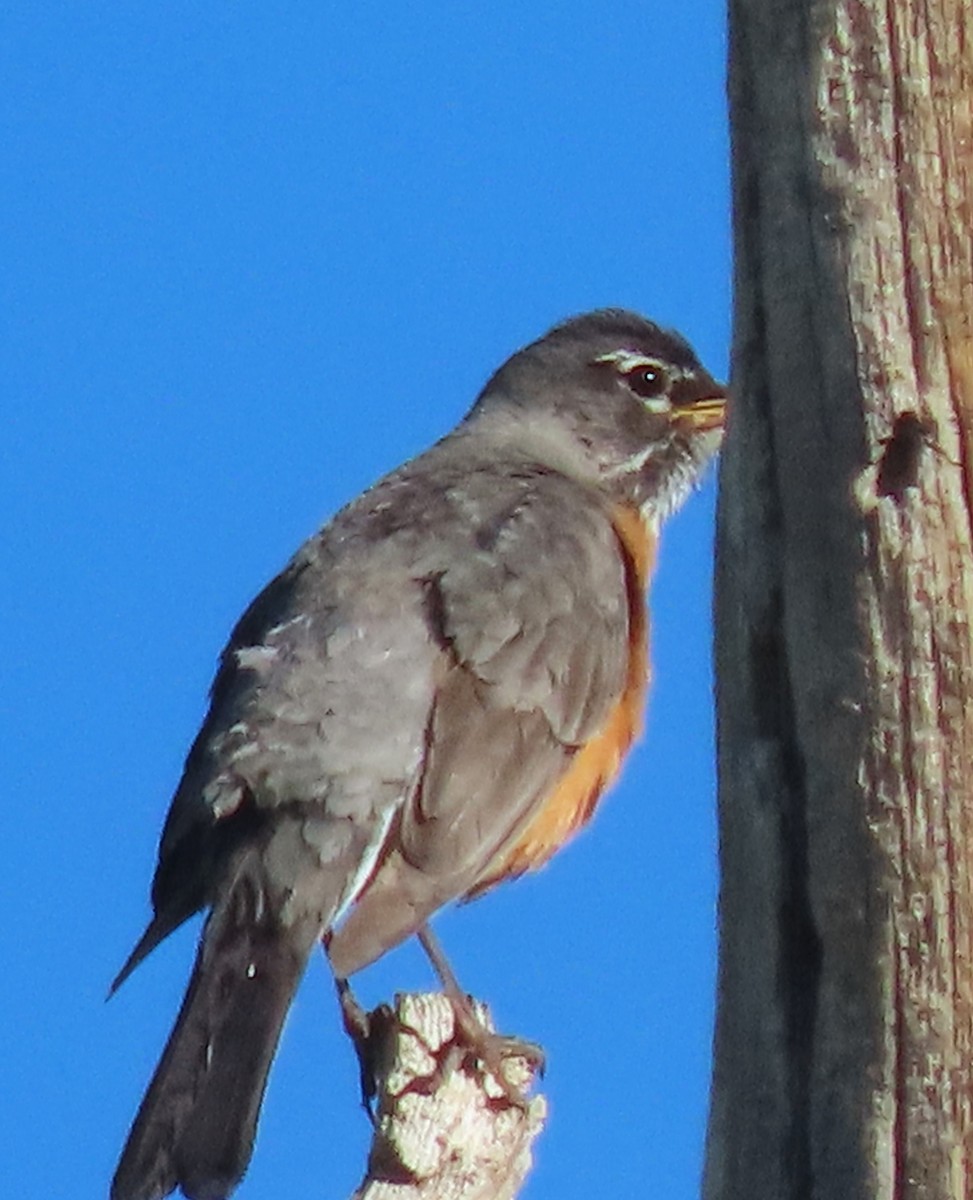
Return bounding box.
[472,503,655,891]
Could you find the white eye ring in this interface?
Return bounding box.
[594,351,672,411]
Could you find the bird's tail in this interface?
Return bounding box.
[111,877,319,1200]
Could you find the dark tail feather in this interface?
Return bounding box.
[111,895,317,1200]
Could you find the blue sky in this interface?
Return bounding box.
[3,5,729,1198]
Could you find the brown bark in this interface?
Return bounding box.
[707,2,973,1198]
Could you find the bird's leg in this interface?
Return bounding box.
[416,923,545,1107]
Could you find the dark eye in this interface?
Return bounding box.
[625,362,670,400]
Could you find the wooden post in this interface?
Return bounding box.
[707,2,973,1198]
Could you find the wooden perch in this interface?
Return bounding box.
[349,993,547,1200]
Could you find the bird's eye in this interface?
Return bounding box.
[624,362,670,400]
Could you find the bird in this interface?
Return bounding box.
[110,308,726,1200]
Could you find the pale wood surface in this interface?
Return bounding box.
[708,2,973,1198]
[349,994,546,1200]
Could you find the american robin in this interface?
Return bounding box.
[110,308,725,1200]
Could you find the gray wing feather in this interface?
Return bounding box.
[144,532,442,955]
[386,478,632,903]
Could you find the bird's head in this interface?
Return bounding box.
[466,308,727,521]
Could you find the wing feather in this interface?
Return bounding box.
[401,484,634,883]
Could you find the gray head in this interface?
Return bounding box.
[463,308,726,520]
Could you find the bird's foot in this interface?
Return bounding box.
[416,923,544,1108]
[442,989,545,1109]
[335,975,395,1122]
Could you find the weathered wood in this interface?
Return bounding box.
[707,2,973,1198]
[349,994,546,1200]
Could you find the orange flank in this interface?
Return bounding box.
[474,502,656,888]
